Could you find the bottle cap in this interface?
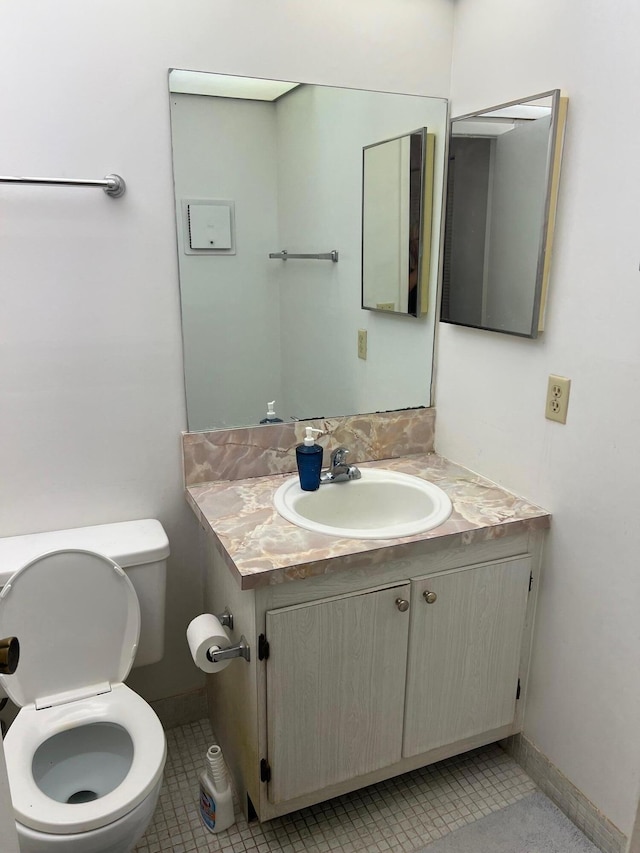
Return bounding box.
[303,427,322,446]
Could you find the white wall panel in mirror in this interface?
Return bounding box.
[168,71,447,431]
[362,129,434,317]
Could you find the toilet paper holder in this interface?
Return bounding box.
[207,635,250,665]
[0,635,19,675]
[206,608,250,664]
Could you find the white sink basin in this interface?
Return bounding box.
[273,468,452,539]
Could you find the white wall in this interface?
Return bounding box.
[439,0,640,836]
[0,0,452,702]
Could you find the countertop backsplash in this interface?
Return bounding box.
[182,407,436,486]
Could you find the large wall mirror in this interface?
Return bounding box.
[440,90,567,338]
[168,70,448,431]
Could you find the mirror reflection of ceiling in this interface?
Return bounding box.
[168,70,448,431]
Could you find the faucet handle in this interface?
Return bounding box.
[331,447,349,467]
[320,446,360,484]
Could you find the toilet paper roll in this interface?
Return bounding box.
[187,614,232,674]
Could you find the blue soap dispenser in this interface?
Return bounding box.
[296,427,323,491]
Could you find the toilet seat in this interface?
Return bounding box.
[0,549,166,835]
[4,683,166,834]
[0,549,140,709]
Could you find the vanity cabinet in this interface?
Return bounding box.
[201,529,543,823]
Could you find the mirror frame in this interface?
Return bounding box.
[440,89,568,338]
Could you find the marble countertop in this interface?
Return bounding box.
[185,453,550,590]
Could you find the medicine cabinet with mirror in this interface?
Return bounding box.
[361,128,435,318]
[168,70,448,431]
[440,90,568,338]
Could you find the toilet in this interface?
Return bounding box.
[0,519,170,853]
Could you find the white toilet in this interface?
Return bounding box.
[0,519,170,853]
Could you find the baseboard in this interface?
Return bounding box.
[150,687,207,730]
[502,733,626,853]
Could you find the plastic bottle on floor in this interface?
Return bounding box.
[199,744,235,833]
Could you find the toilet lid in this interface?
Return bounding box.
[0,550,140,709]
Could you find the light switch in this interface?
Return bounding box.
[187,202,233,250]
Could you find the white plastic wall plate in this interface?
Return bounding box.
[182,199,236,255]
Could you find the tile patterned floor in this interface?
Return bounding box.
[134,719,537,853]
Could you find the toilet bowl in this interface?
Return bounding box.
[0,522,170,853]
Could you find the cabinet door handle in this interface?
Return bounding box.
[423,591,437,604]
[395,598,410,612]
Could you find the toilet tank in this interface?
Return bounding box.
[0,519,169,668]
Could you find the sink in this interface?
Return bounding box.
[273,468,452,539]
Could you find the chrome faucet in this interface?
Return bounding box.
[320,447,361,484]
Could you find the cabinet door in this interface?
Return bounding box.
[266,583,410,804]
[403,557,531,758]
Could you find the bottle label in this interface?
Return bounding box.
[199,784,217,831]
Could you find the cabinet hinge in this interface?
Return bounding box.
[528,572,533,592]
[258,634,270,661]
[260,758,271,783]
[516,678,521,700]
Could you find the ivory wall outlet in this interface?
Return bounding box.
[545,375,571,423]
[358,329,367,360]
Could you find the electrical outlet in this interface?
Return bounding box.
[357,329,367,360]
[545,375,571,423]
[376,302,395,311]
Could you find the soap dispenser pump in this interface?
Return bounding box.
[260,400,283,424]
[296,427,323,491]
